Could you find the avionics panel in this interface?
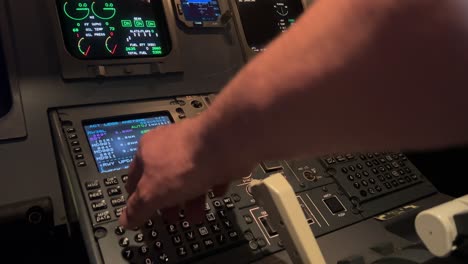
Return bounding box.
[173,0,230,28]
[49,0,183,79]
[83,114,173,173]
[57,0,172,59]
[230,0,306,60]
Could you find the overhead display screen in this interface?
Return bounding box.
[56,0,172,59]
[180,0,221,22]
[83,114,172,173]
[236,0,304,52]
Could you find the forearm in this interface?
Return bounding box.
[199,0,468,168]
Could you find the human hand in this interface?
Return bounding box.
[119,117,253,228]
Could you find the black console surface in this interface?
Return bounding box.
[48,96,446,264]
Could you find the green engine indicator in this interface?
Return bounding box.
[134,20,145,27]
[121,20,132,27]
[146,20,156,28]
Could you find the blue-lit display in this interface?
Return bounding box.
[181,0,221,22]
[83,114,172,173]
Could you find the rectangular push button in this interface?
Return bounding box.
[324,197,345,214]
[260,216,278,237]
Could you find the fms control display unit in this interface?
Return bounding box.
[0,0,466,264]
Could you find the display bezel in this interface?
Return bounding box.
[56,0,173,60]
[47,0,183,79]
[173,0,229,28]
[228,0,310,61]
[82,111,174,174]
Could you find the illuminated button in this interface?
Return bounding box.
[71,140,79,146]
[111,196,126,207]
[77,161,86,167]
[135,233,144,243]
[185,231,195,241]
[198,226,209,236]
[203,239,214,248]
[85,180,100,190]
[73,147,82,153]
[211,223,221,233]
[115,207,125,217]
[107,186,122,197]
[66,128,76,133]
[69,134,77,140]
[206,213,216,222]
[172,235,182,245]
[104,177,118,186]
[122,248,133,260]
[75,154,84,160]
[323,197,345,214]
[88,190,103,200]
[91,200,107,211]
[191,243,201,253]
[121,175,128,183]
[115,226,125,236]
[95,211,111,223]
[176,246,187,257]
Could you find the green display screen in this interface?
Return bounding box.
[56,0,172,59]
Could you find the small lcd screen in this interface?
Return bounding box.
[0,34,11,118]
[181,0,221,22]
[56,0,172,59]
[83,114,173,173]
[236,0,304,52]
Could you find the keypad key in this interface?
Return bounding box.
[355,173,362,179]
[346,153,355,160]
[391,170,400,177]
[177,246,188,257]
[107,187,122,197]
[378,175,385,182]
[115,207,125,218]
[405,176,412,182]
[336,155,346,162]
[203,239,215,248]
[218,210,227,218]
[223,197,233,204]
[158,253,169,263]
[365,161,373,167]
[371,168,379,174]
[77,161,86,167]
[360,190,368,197]
[368,188,376,194]
[363,171,370,177]
[349,165,356,172]
[121,175,128,183]
[384,182,392,189]
[140,245,149,255]
[347,175,354,181]
[191,243,201,253]
[325,157,336,164]
[341,167,348,173]
[119,237,130,247]
[405,167,412,173]
[71,140,79,146]
[181,221,190,229]
[88,190,103,200]
[145,219,154,228]
[95,211,111,223]
[185,231,196,241]
[359,154,367,160]
[206,213,216,222]
[213,200,222,208]
[375,185,382,192]
[154,241,163,250]
[150,230,159,239]
[172,235,182,246]
[385,173,392,180]
[91,200,107,211]
[85,180,100,190]
[143,257,154,264]
[111,196,126,207]
[244,215,253,224]
[353,182,360,189]
[369,178,376,184]
[229,231,239,240]
[135,233,144,243]
[223,220,233,229]
[356,163,363,170]
[378,166,386,172]
[361,180,368,187]
[217,234,227,244]
[122,248,133,260]
[198,226,209,236]
[104,177,118,186]
[167,224,177,234]
[232,193,242,202]
[204,203,211,211]
[226,203,235,209]
[398,178,406,185]
[411,174,418,180]
[391,180,399,187]
[208,191,216,199]
[115,226,125,236]
[178,209,185,219]
[372,160,380,165]
[211,223,222,233]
